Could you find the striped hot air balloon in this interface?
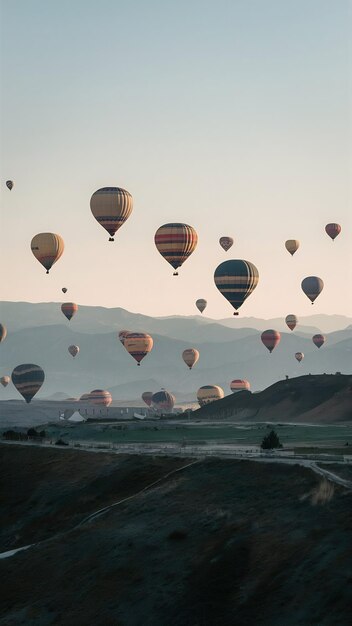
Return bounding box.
[89,389,112,407]
[124,332,153,365]
[142,391,153,407]
[90,187,133,241]
[285,314,297,331]
[261,330,281,353]
[61,302,78,321]
[6,180,13,190]
[11,364,45,403]
[230,379,250,393]
[31,233,64,274]
[151,390,175,413]
[295,352,304,363]
[312,334,326,349]
[301,276,324,304]
[68,345,79,358]
[0,324,7,343]
[325,223,341,241]
[197,385,224,407]
[0,376,10,387]
[118,330,130,345]
[80,393,91,403]
[214,260,259,315]
[219,236,234,252]
[182,348,199,370]
[285,240,299,256]
[195,299,207,314]
[154,223,198,275]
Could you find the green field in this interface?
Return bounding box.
[44,421,352,448]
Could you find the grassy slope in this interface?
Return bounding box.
[0,446,351,626]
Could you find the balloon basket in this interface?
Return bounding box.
[233,312,239,316]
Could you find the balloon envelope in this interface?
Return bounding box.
[154,223,198,275]
[6,180,13,190]
[118,330,130,345]
[11,364,44,403]
[152,390,175,413]
[90,187,133,241]
[230,379,250,393]
[219,236,234,252]
[68,345,79,358]
[325,223,341,241]
[197,385,224,406]
[62,287,67,294]
[31,233,64,273]
[295,352,304,363]
[61,302,78,321]
[312,334,326,348]
[0,324,7,343]
[89,389,112,407]
[0,376,10,387]
[285,240,299,256]
[301,276,324,304]
[142,391,153,407]
[261,330,281,353]
[214,259,259,315]
[124,332,153,365]
[195,299,207,314]
[285,314,297,331]
[182,348,199,370]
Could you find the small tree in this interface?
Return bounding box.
[261,429,282,450]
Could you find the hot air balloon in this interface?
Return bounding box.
[214,260,259,315]
[0,376,10,388]
[0,324,7,343]
[61,302,78,321]
[154,223,198,275]
[90,187,133,241]
[301,276,324,304]
[325,223,341,241]
[285,240,299,256]
[261,330,281,353]
[124,332,153,365]
[230,379,250,393]
[89,389,112,407]
[62,287,67,294]
[31,233,64,274]
[285,314,297,331]
[312,334,326,349]
[11,364,45,403]
[182,348,199,370]
[219,236,234,252]
[197,385,224,406]
[151,390,175,413]
[6,180,13,191]
[68,345,79,358]
[118,330,130,345]
[195,299,207,314]
[295,352,304,363]
[142,391,153,407]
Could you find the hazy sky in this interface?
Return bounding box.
[1,0,351,319]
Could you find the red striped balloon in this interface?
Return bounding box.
[90,187,133,241]
[124,332,153,365]
[261,330,281,353]
[89,389,112,407]
[285,314,297,331]
[230,379,250,393]
[154,223,198,275]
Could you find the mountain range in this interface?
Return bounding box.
[0,302,351,401]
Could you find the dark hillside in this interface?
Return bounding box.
[0,447,351,625]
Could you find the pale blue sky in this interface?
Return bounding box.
[1,0,351,318]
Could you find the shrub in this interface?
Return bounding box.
[261,429,282,450]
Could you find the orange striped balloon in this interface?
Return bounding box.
[261,330,281,353]
[154,223,198,275]
[31,233,64,273]
[182,348,199,370]
[124,332,153,365]
[197,385,224,406]
[61,302,78,321]
[90,187,133,241]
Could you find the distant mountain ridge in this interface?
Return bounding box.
[0,302,351,400]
